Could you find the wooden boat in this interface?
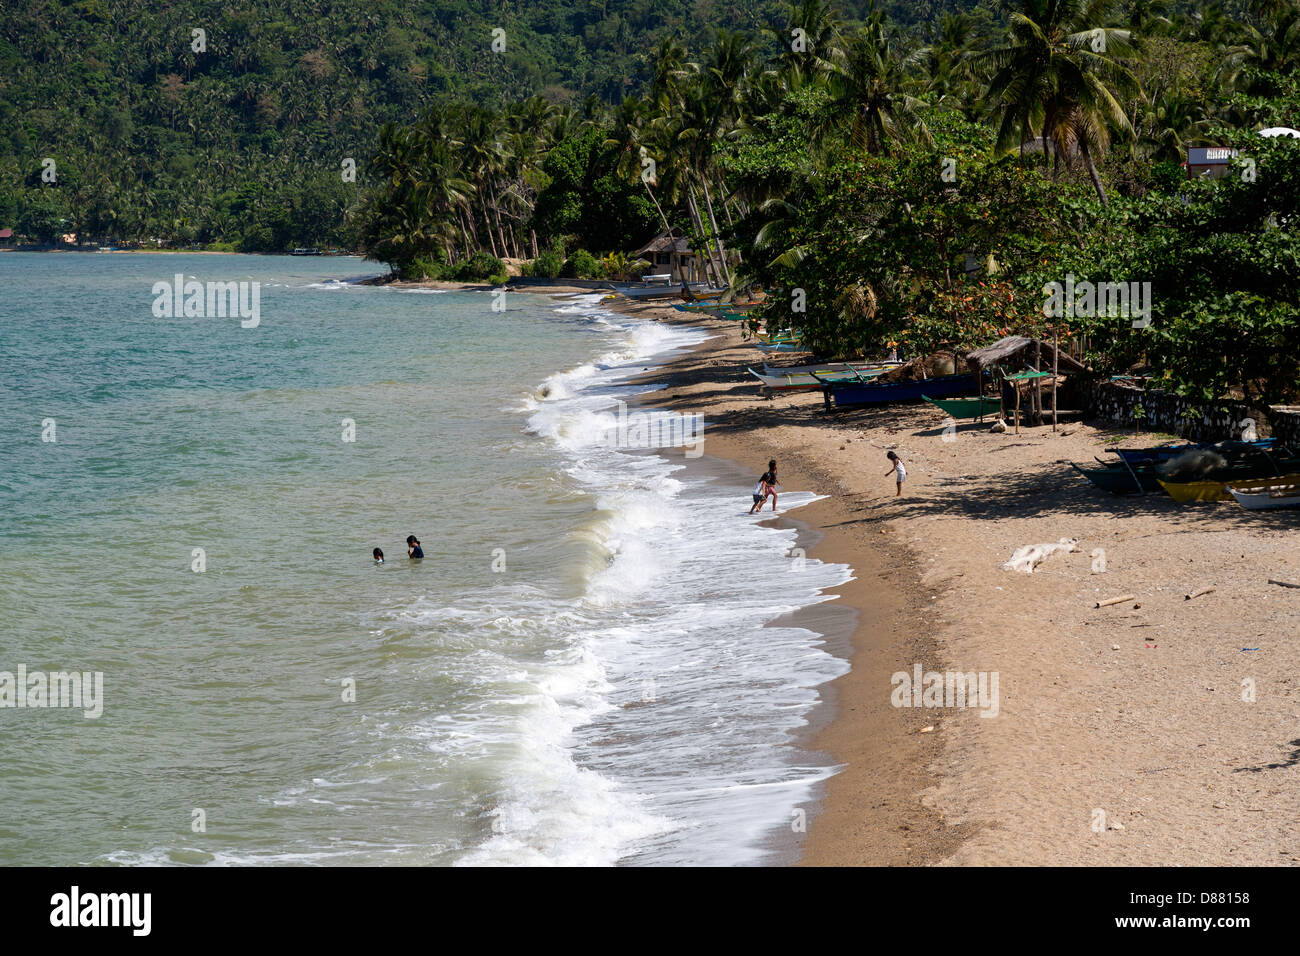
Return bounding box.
[923,394,1002,420]
[1159,471,1300,503]
[1228,478,1300,510]
[748,362,897,393]
[1076,447,1300,497]
[617,283,721,301]
[754,340,806,353]
[816,372,977,410]
[1112,437,1277,465]
[763,360,901,377]
[1072,462,1159,495]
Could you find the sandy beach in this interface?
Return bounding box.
[609,294,1300,867]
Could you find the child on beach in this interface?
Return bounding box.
[749,474,772,514]
[885,451,906,496]
[762,459,780,511]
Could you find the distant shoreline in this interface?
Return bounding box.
[0,247,363,256]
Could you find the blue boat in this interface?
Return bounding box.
[1112,438,1277,465]
[815,372,977,410]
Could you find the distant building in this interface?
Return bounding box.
[633,228,701,283]
[1186,146,1238,179]
[0,228,13,246]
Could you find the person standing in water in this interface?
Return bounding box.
[762,459,780,511]
[885,451,906,496]
[373,547,384,564]
[749,474,772,515]
[406,535,424,559]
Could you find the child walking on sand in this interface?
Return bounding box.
[885,450,906,496]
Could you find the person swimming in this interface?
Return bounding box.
[406,535,424,559]
[373,547,384,564]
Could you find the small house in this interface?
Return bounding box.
[1186,146,1238,180]
[633,228,701,283]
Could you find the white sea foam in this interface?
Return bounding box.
[449,300,855,866]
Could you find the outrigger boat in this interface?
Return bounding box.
[748,361,901,393]
[922,394,1003,420]
[1110,437,1277,465]
[1158,469,1300,503]
[671,298,764,313]
[1073,444,1300,497]
[815,372,977,410]
[1228,479,1300,510]
[616,282,723,301]
[754,339,806,353]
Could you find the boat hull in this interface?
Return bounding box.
[1229,478,1300,509]
[748,364,893,392]
[819,373,976,410]
[923,395,1002,420]
[1162,471,1300,504]
[1114,438,1278,465]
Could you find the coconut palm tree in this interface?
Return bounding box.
[820,13,932,154]
[977,0,1139,205]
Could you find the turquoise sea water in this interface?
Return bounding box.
[0,253,850,865]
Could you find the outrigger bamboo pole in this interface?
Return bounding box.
[1052,327,1060,432]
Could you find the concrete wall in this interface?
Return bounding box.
[1084,381,1300,446]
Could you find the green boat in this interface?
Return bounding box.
[923,394,1002,420]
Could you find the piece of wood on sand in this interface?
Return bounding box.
[1267,578,1300,589]
[1185,586,1216,600]
[1095,594,1136,608]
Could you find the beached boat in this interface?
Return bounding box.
[1075,447,1300,497]
[763,360,901,377]
[1071,462,1160,495]
[754,340,806,353]
[1228,479,1300,510]
[748,362,897,393]
[1111,437,1277,465]
[922,394,1002,420]
[1159,470,1300,503]
[616,282,721,301]
[816,372,977,410]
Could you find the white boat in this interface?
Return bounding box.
[615,282,722,301]
[749,361,900,392]
[1228,480,1300,510]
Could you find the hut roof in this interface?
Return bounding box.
[634,228,693,256]
[966,335,1088,375]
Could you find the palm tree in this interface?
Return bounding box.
[1217,0,1300,91]
[820,14,932,154]
[978,0,1139,205]
[766,0,842,88]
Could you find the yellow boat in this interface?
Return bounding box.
[1158,472,1300,503]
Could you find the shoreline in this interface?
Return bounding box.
[609,296,967,866]
[601,292,1300,867]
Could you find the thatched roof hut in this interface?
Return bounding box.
[633,227,701,282]
[966,336,1088,376]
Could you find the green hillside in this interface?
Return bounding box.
[0,0,975,248]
